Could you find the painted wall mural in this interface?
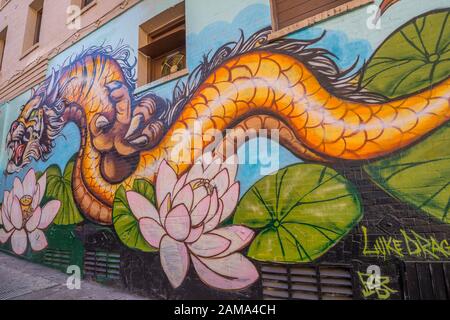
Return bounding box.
[0,1,449,300]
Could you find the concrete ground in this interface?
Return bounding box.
[0,252,147,300]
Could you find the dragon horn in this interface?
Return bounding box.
[46,68,58,95]
[46,68,61,103]
[49,86,59,104]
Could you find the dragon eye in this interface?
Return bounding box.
[24,130,31,141]
[29,110,38,118]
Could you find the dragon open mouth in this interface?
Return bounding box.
[6,140,27,173]
[13,143,26,166]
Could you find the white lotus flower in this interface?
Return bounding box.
[0,169,60,255]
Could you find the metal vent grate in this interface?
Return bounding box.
[43,249,72,270]
[84,251,121,280]
[262,264,354,300]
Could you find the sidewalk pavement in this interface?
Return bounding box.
[0,252,147,300]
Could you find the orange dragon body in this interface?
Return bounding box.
[6,30,450,225]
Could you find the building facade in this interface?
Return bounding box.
[0,0,449,300]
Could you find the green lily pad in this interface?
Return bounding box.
[234,164,362,263]
[365,121,450,223]
[362,9,450,224]
[45,158,84,225]
[112,180,158,252]
[360,9,450,99]
[133,179,156,204]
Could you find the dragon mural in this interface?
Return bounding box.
[1,1,450,297]
[4,26,450,226]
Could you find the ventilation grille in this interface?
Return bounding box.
[84,251,121,280]
[43,249,72,270]
[262,264,354,300]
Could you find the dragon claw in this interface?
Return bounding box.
[129,135,149,146]
[139,98,156,114]
[144,121,164,142]
[124,120,165,150]
[95,116,110,130]
[105,81,124,93]
[125,114,144,140]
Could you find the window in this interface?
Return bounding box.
[138,2,186,86]
[0,28,6,71]
[81,0,95,9]
[271,0,372,32]
[68,0,96,25]
[0,0,11,10]
[261,264,354,300]
[33,7,43,45]
[23,0,44,54]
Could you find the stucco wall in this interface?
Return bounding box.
[0,0,129,85]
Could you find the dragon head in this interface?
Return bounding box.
[6,95,51,173]
[6,70,66,174]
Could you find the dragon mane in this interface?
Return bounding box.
[159,27,386,126]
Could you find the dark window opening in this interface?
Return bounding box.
[23,0,44,53]
[33,8,43,45]
[271,0,357,31]
[0,28,7,71]
[81,0,95,9]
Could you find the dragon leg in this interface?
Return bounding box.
[89,81,143,183]
[123,97,165,151]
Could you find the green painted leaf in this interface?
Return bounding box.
[45,159,84,225]
[234,164,362,263]
[365,121,450,224]
[360,9,450,99]
[112,183,158,252]
[362,9,450,225]
[133,179,156,203]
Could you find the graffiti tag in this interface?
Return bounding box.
[358,266,397,300]
[362,226,450,260]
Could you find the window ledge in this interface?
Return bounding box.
[269,0,374,41]
[66,1,98,25]
[135,68,189,95]
[20,43,40,61]
[0,0,11,11]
